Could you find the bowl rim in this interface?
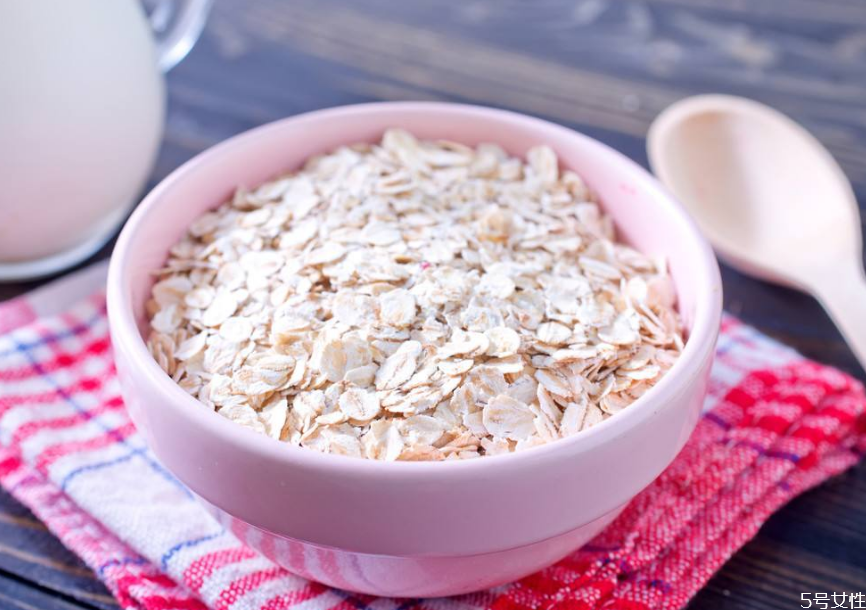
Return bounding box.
[108,101,722,477]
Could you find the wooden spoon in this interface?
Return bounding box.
[648,94,866,369]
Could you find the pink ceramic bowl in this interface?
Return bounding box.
[107,102,722,598]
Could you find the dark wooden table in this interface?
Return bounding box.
[2,1,866,608]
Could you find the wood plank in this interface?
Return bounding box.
[0,570,103,610]
[207,0,866,184]
[641,0,866,26]
[0,491,116,610]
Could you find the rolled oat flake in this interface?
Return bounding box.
[147,129,683,461]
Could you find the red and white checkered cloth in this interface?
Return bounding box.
[1,262,865,610]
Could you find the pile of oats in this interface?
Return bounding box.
[147,129,683,461]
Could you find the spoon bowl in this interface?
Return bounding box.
[649,94,866,370]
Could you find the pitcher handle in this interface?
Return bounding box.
[149,0,213,73]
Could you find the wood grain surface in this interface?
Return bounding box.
[1,1,865,607]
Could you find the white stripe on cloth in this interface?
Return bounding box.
[46,438,140,490]
[63,452,222,568]
[0,401,78,446]
[18,410,137,464]
[168,528,242,578]
[0,367,76,399]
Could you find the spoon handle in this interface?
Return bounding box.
[811,260,866,372]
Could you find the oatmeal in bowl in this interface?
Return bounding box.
[108,103,720,597]
[146,129,683,461]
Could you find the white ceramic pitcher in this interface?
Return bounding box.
[0,0,211,280]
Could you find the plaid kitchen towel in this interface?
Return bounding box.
[0,262,864,610]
